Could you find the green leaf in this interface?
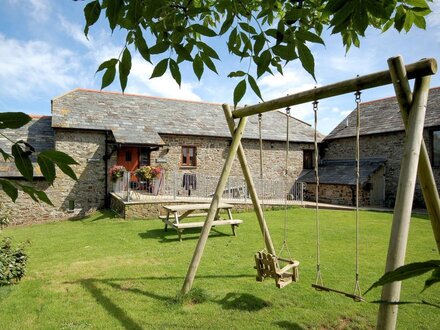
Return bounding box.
[56,163,78,182]
[200,54,218,74]
[295,30,325,45]
[105,0,123,31]
[403,10,415,32]
[119,48,132,92]
[0,112,31,129]
[233,79,246,107]
[135,29,151,63]
[38,150,78,165]
[96,58,118,73]
[253,34,265,56]
[192,24,217,37]
[197,42,220,60]
[193,55,204,81]
[413,15,426,29]
[272,45,297,61]
[365,260,440,295]
[19,184,53,206]
[297,42,316,81]
[0,179,18,202]
[174,44,193,62]
[37,154,56,184]
[34,189,53,206]
[0,148,12,161]
[256,49,271,78]
[423,267,440,292]
[38,150,78,181]
[219,15,234,35]
[239,22,257,35]
[84,0,101,37]
[405,0,429,8]
[169,59,181,87]
[324,0,348,13]
[227,71,246,78]
[11,143,33,181]
[101,65,117,90]
[247,75,263,101]
[150,59,169,79]
[149,42,170,55]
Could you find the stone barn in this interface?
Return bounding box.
[0,89,322,224]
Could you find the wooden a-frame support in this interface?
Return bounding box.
[180,56,439,330]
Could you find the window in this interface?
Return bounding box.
[433,130,440,167]
[125,151,132,162]
[303,150,314,169]
[139,148,150,166]
[181,146,197,167]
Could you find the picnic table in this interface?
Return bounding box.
[159,203,243,241]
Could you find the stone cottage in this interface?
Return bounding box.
[0,89,322,225]
[299,87,440,207]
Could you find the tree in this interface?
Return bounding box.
[0,113,78,205]
[81,0,432,106]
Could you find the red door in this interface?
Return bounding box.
[117,147,139,180]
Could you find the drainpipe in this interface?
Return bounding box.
[104,131,110,208]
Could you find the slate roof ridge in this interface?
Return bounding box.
[29,114,51,119]
[358,85,440,107]
[325,86,440,140]
[53,88,225,107]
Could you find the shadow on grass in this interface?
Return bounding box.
[71,274,256,329]
[68,209,121,223]
[80,278,144,330]
[138,227,230,243]
[217,292,271,311]
[274,321,305,329]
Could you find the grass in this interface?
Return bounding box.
[0,207,438,329]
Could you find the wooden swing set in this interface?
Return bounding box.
[180,56,440,330]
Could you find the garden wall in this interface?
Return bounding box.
[0,129,107,225]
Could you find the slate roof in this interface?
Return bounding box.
[297,158,386,185]
[326,87,440,140]
[0,116,53,177]
[52,89,323,144]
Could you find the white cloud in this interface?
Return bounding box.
[8,0,51,22]
[125,57,202,101]
[0,34,88,100]
[58,15,92,48]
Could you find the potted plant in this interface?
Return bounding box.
[135,165,162,181]
[108,165,126,191]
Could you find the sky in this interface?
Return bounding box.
[1,0,440,135]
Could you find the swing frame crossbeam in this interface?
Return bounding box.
[181,56,439,330]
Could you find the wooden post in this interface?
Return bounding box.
[387,56,440,253]
[223,104,276,254]
[232,58,436,119]
[181,116,248,295]
[376,76,431,330]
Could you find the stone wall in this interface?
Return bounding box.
[323,129,440,207]
[109,194,285,220]
[304,183,371,206]
[149,134,312,180]
[2,129,314,225]
[0,129,107,225]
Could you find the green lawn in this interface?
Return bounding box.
[0,208,438,329]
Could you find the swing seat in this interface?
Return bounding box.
[254,250,299,288]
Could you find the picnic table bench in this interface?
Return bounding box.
[159,203,243,241]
